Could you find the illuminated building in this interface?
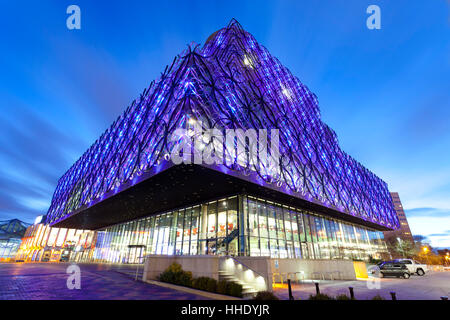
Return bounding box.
[383,192,414,243]
[19,20,398,264]
[16,223,94,262]
[0,219,31,261]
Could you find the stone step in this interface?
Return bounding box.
[218,270,258,298]
[219,281,254,290]
[243,292,257,299]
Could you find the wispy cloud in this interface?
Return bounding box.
[407,208,450,247]
[405,207,450,218]
[0,106,86,222]
[428,233,450,237]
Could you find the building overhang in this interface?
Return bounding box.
[51,163,393,231]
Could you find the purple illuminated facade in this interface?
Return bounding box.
[46,20,398,239]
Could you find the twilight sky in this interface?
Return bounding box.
[0,1,449,247]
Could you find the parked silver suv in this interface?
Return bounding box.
[393,259,428,276]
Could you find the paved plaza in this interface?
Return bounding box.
[273,271,450,300]
[0,262,208,300]
[2,262,449,300]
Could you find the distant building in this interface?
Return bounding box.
[0,219,31,261]
[383,192,414,243]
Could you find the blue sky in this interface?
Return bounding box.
[0,1,449,247]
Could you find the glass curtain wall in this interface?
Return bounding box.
[86,194,386,263]
[92,196,238,263]
[242,196,386,260]
[15,224,94,263]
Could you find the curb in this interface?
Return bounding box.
[144,279,243,300]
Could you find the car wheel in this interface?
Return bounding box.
[403,273,410,279]
[416,269,425,276]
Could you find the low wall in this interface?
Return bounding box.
[143,255,361,284]
[232,256,272,278]
[143,255,220,281]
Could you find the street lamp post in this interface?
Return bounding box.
[422,246,429,265]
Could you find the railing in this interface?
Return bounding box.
[429,265,450,272]
[134,254,148,281]
[272,270,343,284]
[221,229,239,246]
[272,271,308,285]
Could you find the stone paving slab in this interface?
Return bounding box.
[0,263,209,300]
[273,271,450,300]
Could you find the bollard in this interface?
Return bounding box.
[288,279,294,300]
[390,291,397,300]
[348,287,355,299]
[314,282,320,295]
[441,296,448,300]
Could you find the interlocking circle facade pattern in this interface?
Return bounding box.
[46,20,399,230]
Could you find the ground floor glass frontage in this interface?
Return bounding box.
[243,196,387,260]
[17,194,388,263]
[92,196,240,263]
[90,194,387,263]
